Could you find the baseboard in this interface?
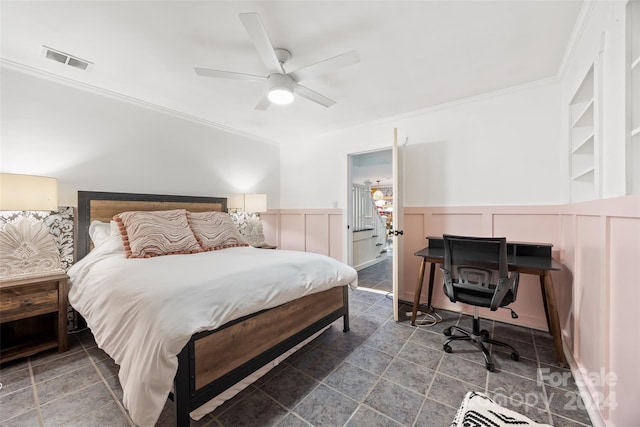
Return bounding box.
[562,342,606,427]
[354,256,386,271]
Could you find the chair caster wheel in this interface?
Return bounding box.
[443,327,452,336]
[480,330,490,340]
[443,344,453,353]
[486,363,495,372]
[511,353,519,361]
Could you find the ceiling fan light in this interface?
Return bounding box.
[267,73,295,105]
[268,88,294,105]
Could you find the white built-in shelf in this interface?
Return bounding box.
[572,134,595,154]
[633,63,640,131]
[569,64,597,202]
[569,67,594,105]
[571,99,595,128]
[572,167,595,182]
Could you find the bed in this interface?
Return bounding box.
[70,191,357,427]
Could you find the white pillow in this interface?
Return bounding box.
[88,220,118,247]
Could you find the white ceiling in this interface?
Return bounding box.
[1,1,582,145]
[351,149,393,186]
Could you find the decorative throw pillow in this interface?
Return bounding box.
[189,211,248,251]
[114,209,202,258]
[450,391,552,427]
[230,212,266,247]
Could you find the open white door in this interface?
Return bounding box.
[392,128,404,322]
[346,154,354,268]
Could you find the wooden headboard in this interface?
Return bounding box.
[76,191,227,261]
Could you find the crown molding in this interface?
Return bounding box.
[0,58,280,147]
[314,76,559,142]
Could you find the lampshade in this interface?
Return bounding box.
[0,173,58,211]
[244,193,267,213]
[228,194,246,211]
[267,74,294,105]
[228,193,267,213]
[372,180,384,201]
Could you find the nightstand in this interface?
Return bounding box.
[0,272,69,363]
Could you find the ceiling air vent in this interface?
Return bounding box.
[42,46,92,71]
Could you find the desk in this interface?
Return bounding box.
[411,237,564,366]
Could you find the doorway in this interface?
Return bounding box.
[347,149,393,294]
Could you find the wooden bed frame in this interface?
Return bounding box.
[76,191,350,426]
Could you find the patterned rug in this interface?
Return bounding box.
[451,392,552,427]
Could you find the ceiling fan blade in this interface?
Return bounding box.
[288,50,359,82]
[239,13,283,74]
[255,95,271,110]
[294,84,336,108]
[194,68,266,82]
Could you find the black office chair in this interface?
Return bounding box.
[441,234,520,371]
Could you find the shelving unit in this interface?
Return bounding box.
[569,64,597,202]
[628,0,640,194]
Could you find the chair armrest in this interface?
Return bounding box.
[440,267,456,303]
[490,272,519,311]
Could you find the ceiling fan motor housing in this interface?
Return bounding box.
[267,73,295,104]
[194,12,358,108]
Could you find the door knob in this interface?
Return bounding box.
[393,230,404,236]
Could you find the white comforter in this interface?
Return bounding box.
[68,235,357,427]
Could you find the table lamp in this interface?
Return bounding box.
[0,173,63,279]
[227,193,267,246]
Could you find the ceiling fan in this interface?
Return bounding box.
[194,12,359,109]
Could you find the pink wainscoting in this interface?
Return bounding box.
[402,197,640,427]
[305,214,330,256]
[260,212,278,247]
[402,206,561,331]
[279,213,306,252]
[574,214,607,415]
[559,214,576,354]
[263,209,343,260]
[329,214,343,261]
[608,217,640,426]
[560,196,640,427]
[272,197,639,425]
[493,213,561,331]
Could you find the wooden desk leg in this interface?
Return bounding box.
[426,263,436,310]
[542,270,565,367]
[411,258,427,326]
[539,275,551,333]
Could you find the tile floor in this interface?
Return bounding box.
[1,259,593,426]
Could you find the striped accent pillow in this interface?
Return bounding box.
[189,211,248,251]
[114,209,203,258]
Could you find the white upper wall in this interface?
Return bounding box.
[281,1,634,210]
[280,80,563,208]
[1,2,628,211]
[0,68,280,207]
